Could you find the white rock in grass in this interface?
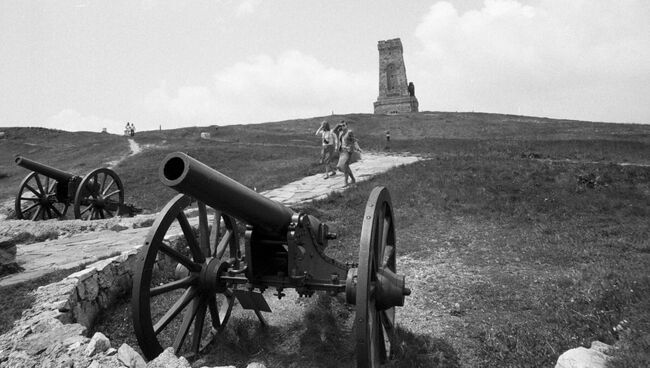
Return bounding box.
[555,342,612,368]
[246,363,267,368]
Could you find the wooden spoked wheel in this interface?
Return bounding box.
[355,187,398,368]
[74,168,124,220]
[14,172,68,220]
[132,194,241,360]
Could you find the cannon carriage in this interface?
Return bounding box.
[14,156,125,221]
[132,152,410,367]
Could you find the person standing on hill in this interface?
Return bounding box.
[315,121,337,178]
[337,129,361,186]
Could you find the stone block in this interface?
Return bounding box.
[23,323,86,356]
[6,350,38,368]
[97,265,117,289]
[117,343,146,368]
[147,347,191,368]
[73,300,100,328]
[85,332,111,357]
[97,290,112,309]
[69,267,97,282]
[92,257,119,274]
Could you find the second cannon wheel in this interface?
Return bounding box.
[73,167,124,220]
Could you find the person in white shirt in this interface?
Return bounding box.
[315,121,338,179]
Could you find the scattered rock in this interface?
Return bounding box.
[85,332,111,357]
[0,236,20,276]
[110,223,130,232]
[246,362,267,368]
[118,343,147,368]
[555,341,613,368]
[147,347,191,368]
[450,302,465,317]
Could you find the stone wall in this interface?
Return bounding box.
[0,243,263,368]
[0,247,142,367]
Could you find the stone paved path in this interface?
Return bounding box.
[0,152,423,287]
[263,152,422,204]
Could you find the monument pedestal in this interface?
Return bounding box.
[373,96,419,114]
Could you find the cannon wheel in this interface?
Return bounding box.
[356,187,397,367]
[15,172,68,220]
[73,167,124,220]
[132,194,240,360]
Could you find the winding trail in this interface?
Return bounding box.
[105,138,142,168]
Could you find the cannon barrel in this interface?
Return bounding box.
[160,152,294,233]
[15,156,75,183]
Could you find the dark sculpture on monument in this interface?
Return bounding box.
[373,38,419,114]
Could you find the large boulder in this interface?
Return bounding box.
[555,341,613,368]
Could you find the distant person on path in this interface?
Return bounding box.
[124,122,131,136]
[337,129,361,186]
[385,129,391,151]
[130,123,136,137]
[315,121,337,179]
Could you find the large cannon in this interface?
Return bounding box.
[14,156,125,221]
[132,152,411,367]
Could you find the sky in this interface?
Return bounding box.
[1,0,648,134]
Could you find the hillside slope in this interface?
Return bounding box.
[2,112,649,214]
[1,112,649,367]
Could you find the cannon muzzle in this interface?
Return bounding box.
[160,152,294,233]
[15,155,75,183]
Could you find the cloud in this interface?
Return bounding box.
[44,109,123,134]
[411,0,650,123]
[144,82,216,122]
[235,0,261,16]
[143,50,374,125]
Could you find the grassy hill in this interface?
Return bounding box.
[1,112,649,367]
[2,112,648,213]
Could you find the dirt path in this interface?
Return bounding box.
[105,138,141,168]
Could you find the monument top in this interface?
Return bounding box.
[377,38,403,51]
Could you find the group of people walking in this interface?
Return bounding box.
[124,122,136,137]
[315,120,361,186]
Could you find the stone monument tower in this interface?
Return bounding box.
[373,38,419,114]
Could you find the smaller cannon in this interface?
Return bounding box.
[132,152,410,367]
[14,156,124,221]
